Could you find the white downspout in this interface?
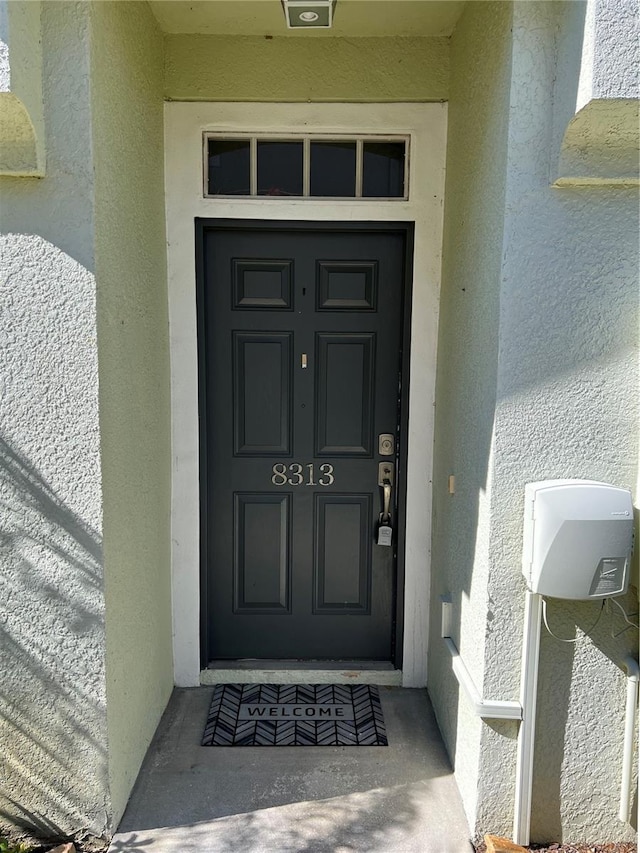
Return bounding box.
[513,590,543,847]
[620,656,639,823]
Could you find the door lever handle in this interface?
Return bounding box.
[378,462,394,524]
[381,479,392,523]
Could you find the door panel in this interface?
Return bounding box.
[315,333,375,455]
[317,261,378,310]
[232,259,293,309]
[233,332,292,455]
[314,494,372,613]
[233,493,291,613]
[199,224,408,661]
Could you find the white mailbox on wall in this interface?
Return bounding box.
[522,480,634,600]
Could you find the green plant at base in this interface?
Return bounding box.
[0,839,32,853]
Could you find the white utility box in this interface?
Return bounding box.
[522,480,633,600]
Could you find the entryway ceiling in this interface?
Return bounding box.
[148,0,466,36]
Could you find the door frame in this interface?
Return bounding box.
[165,102,447,687]
[195,218,415,668]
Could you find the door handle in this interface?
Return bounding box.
[378,462,394,524]
[382,479,392,523]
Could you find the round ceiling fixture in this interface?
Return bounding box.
[299,10,320,22]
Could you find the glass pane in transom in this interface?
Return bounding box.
[208,140,251,195]
[310,141,357,197]
[362,142,405,198]
[257,141,304,196]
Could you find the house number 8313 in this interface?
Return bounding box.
[272,463,335,487]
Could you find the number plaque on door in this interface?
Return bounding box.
[271,462,335,486]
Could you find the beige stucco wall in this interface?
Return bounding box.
[164,34,449,102]
[485,2,637,842]
[89,0,173,828]
[1,0,172,837]
[431,0,638,843]
[0,1,109,837]
[429,0,513,831]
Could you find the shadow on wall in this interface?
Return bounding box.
[0,436,109,839]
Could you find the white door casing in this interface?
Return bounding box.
[164,102,447,687]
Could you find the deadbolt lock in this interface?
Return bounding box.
[378,433,395,456]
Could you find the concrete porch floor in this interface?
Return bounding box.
[109,686,474,853]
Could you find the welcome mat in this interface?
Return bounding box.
[202,683,388,746]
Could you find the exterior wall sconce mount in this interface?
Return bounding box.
[282,1,337,28]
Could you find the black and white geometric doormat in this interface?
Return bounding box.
[202,683,388,746]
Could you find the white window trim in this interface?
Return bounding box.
[165,102,447,688]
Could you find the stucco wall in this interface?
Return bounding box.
[0,0,172,837]
[483,2,638,842]
[0,1,109,838]
[429,0,513,831]
[432,0,638,843]
[164,34,449,102]
[89,0,173,828]
[588,0,638,100]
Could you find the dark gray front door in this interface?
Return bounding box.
[197,221,410,661]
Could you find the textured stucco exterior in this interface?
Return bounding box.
[164,35,449,102]
[89,1,173,828]
[487,3,637,841]
[429,1,513,830]
[1,0,172,838]
[581,0,639,102]
[0,1,109,836]
[431,0,638,843]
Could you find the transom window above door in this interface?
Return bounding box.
[204,134,409,200]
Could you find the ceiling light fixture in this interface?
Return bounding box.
[282,1,337,29]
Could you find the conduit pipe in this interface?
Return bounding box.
[441,598,522,721]
[442,637,523,720]
[513,590,543,847]
[620,656,639,824]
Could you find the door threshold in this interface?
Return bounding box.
[201,660,402,686]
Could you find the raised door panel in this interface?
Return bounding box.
[233,331,292,456]
[315,333,375,456]
[234,493,291,613]
[313,494,371,614]
[316,261,378,311]
[232,259,293,310]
